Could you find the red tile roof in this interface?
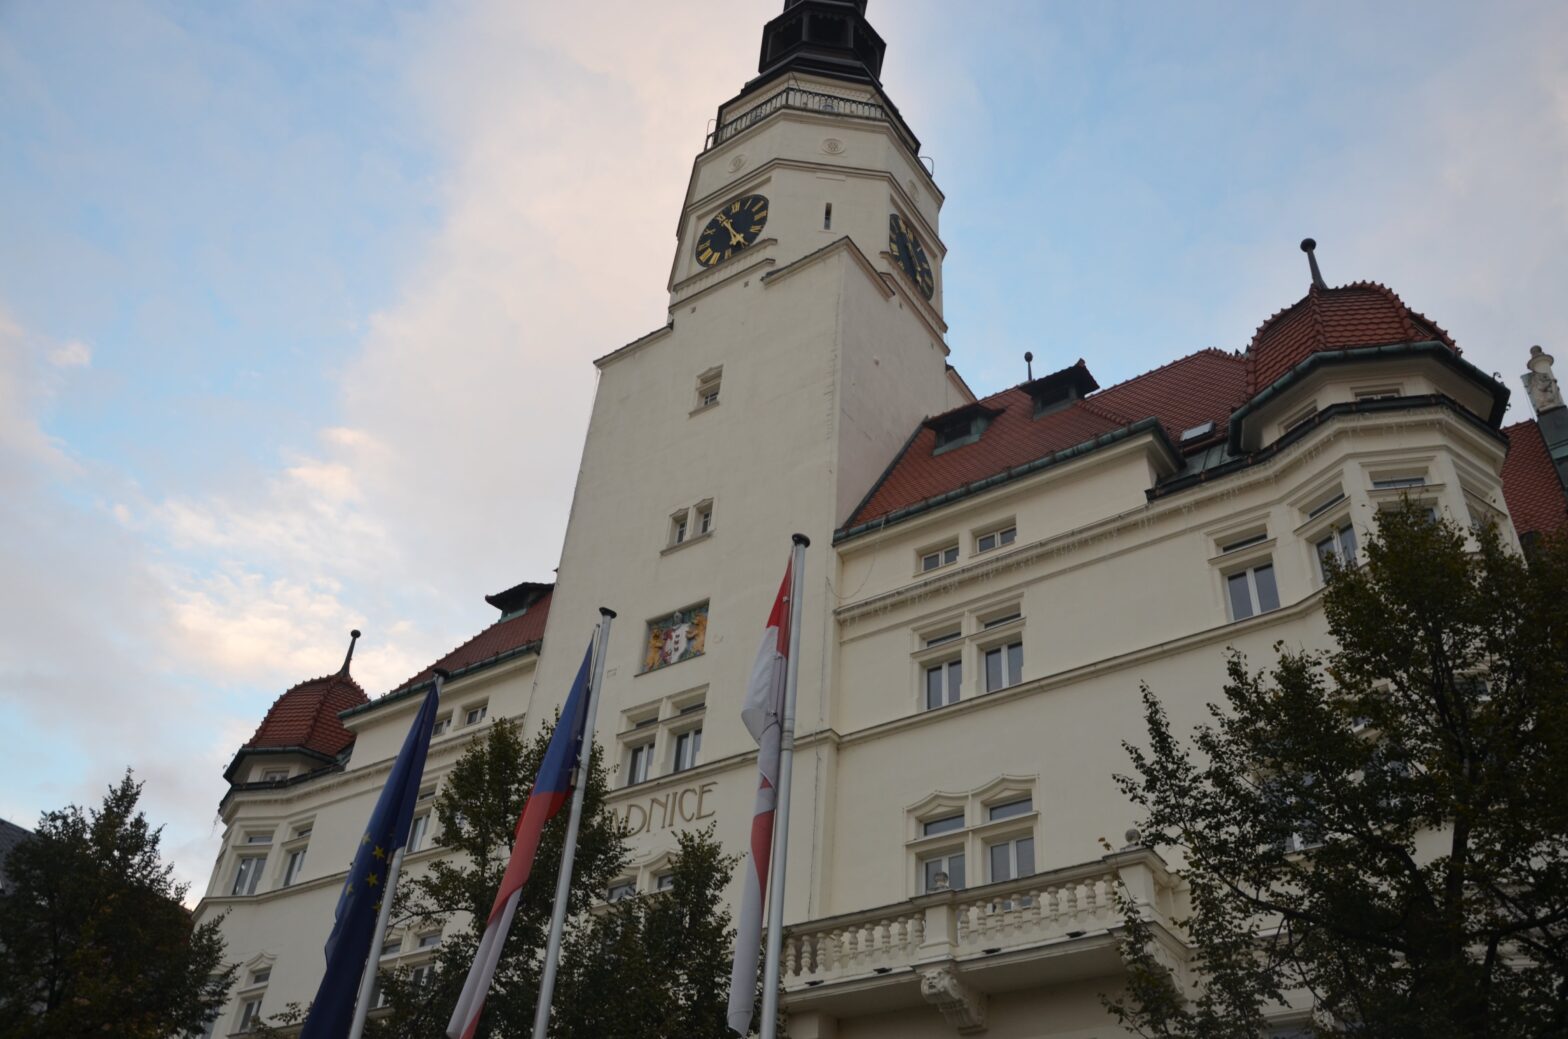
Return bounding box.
[1501,420,1568,539]
[243,670,367,761]
[846,349,1247,528]
[1245,281,1457,395]
[390,587,553,696]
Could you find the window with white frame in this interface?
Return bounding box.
[232,854,266,896]
[922,813,964,836]
[987,796,1032,821]
[1315,522,1358,582]
[655,872,675,892]
[920,543,960,572]
[669,510,689,546]
[695,367,722,410]
[696,501,713,537]
[607,880,638,902]
[919,850,966,892]
[261,768,288,782]
[924,657,962,710]
[987,833,1036,883]
[1282,402,1318,434]
[1226,562,1281,621]
[408,812,431,853]
[196,1013,218,1039]
[626,741,654,786]
[983,640,1023,692]
[975,524,1016,554]
[1372,474,1426,490]
[417,931,441,950]
[431,714,452,737]
[673,727,702,772]
[237,997,263,1033]
[464,703,488,726]
[410,963,435,989]
[282,845,307,888]
[381,934,402,958]
[1355,385,1402,401]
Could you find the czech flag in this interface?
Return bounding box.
[726,558,794,1035]
[445,639,595,1039]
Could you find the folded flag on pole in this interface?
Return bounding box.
[299,679,443,1039]
[446,639,596,1039]
[726,559,794,1036]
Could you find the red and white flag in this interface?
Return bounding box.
[726,560,794,1035]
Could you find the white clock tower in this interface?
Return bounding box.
[525,0,967,926]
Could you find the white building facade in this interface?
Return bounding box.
[192,3,1568,1037]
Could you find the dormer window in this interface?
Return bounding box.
[1023,360,1100,418]
[928,404,1001,456]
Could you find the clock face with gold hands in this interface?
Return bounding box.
[695,194,769,267]
[888,213,935,300]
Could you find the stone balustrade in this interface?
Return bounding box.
[782,847,1178,993]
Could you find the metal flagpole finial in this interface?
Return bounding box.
[1025,351,1034,380]
[792,532,811,547]
[431,667,451,683]
[599,606,618,619]
[1300,238,1327,290]
[339,629,362,675]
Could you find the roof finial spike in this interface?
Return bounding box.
[339,629,362,676]
[1024,351,1034,381]
[1301,238,1327,290]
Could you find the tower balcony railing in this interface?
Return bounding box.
[706,85,918,155]
[780,846,1183,1020]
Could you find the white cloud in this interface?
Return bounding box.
[46,339,91,368]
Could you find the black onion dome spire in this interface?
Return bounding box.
[753,0,886,90]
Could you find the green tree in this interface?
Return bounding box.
[0,770,235,1039]
[1108,504,1568,1038]
[334,715,752,1039]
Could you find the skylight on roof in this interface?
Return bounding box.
[1181,421,1216,443]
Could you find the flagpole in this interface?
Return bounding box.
[348,668,447,1039]
[347,845,405,1039]
[531,608,615,1039]
[759,534,808,1039]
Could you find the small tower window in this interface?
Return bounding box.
[694,367,722,412]
[823,203,833,230]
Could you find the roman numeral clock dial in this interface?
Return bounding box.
[888,213,936,301]
[695,194,769,267]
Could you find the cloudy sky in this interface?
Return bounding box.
[1,0,1564,893]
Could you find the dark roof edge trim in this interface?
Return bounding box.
[222,745,338,784]
[1227,341,1510,452]
[835,417,1177,544]
[1159,394,1504,501]
[338,638,545,723]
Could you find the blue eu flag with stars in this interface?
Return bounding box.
[299,676,444,1039]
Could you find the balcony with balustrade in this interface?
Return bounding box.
[781,846,1185,1035]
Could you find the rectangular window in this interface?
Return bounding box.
[984,642,1023,692]
[922,813,964,836]
[924,630,960,647]
[987,835,1036,882]
[823,202,833,230]
[410,964,435,989]
[1315,522,1358,581]
[924,659,962,710]
[232,855,266,896]
[1283,405,1318,434]
[656,872,676,892]
[673,729,702,772]
[988,797,1032,821]
[246,832,273,844]
[282,847,307,887]
[237,998,263,1033]
[697,504,712,536]
[982,612,1021,629]
[261,769,288,782]
[671,513,688,545]
[678,700,706,715]
[381,935,402,958]
[408,813,430,853]
[627,742,654,786]
[1227,563,1281,621]
[1306,491,1346,519]
[696,368,722,410]
[1219,532,1267,554]
[1372,476,1426,490]
[607,880,638,902]
[250,969,270,986]
[465,704,488,726]
[920,545,960,572]
[919,851,965,892]
[1355,386,1402,401]
[431,715,451,737]
[976,526,1017,553]
[418,932,441,949]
